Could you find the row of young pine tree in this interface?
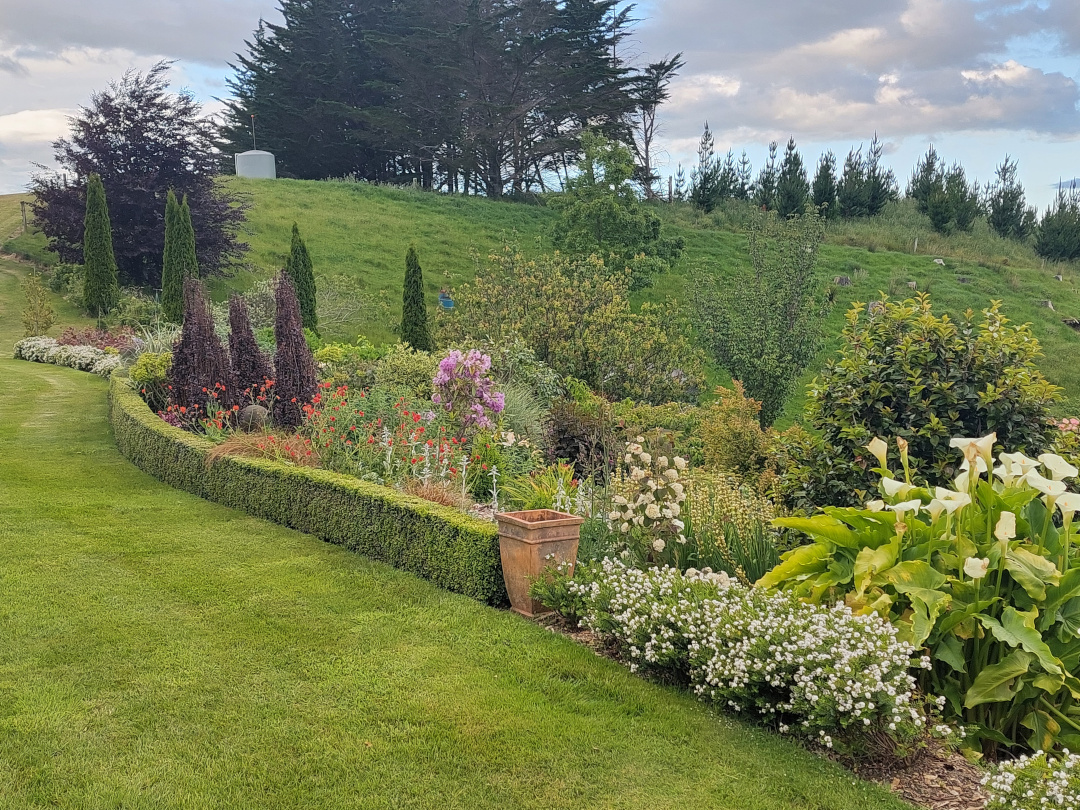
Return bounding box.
[681,124,1080,262]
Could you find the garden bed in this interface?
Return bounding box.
[107,374,506,604]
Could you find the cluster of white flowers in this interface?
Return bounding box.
[13,337,122,377]
[609,439,688,555]
[570,558,927,743]
[983,751,1080,810]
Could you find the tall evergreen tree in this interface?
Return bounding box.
[400,245,432,351]
[717,150,738,200]
[775,137,809,218]
[1035,186,1080,262]
[752,141,780,210]
[987,157,1033,241]
[945,164,980,232]
[907,145,943,214]
[178,195,199,279]
[735,151,753,201]
[161,189,184,322]
[864,134,897,216]
[689,122,720,212]
[837,147,869,219]
[284,223,318,335]
[811,151,838,218]
[82,173,119,318]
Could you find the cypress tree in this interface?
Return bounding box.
[285,222,318,335]
[228,294,273,396]
[161,190,183,322]
[273,273,318,428]
[82,173,119,317]
[178,195,199,279]
[400,245,432,351]
[752,141,779,210]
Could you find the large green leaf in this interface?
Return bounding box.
[978,608,1062,675]
[854,540,899,597]
[1057,598,1080,639]
[756,543,831,590]
[879,560,947,593]
[772,516,861,548]
[908,589,951,647]
[1005,547,1062,601]
[936,634,967,673]
[1043,568,1080,618]
[965,650,1032,709]
[1022,709,1061,752]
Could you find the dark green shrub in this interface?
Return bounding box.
[401,245,432,351]
[776,294,1062,510]
[612,399,704,467]
[82,173,119,317]
[108,376,504,603]
[285,223,318,335]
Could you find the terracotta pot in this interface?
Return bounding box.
[496,509,585,617]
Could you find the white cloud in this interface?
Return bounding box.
[0,109,71,144]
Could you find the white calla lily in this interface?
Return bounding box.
[954,471,971,492]
[950,433,997,467]
[888,499,923,518]
[1000,451,1040,476]
[1026,469,1068,498]
[964,557,990,580]
[865,499,886,513]
[866,437,889,468]
[994,511,1016,541]
[1039,453,1079,481]
[941,493,971,514]
[960,456,989,474]
[925,499,946,521]
[1057,493,1080,523]
[881,477,910,498]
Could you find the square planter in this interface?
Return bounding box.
[496,509,585,617]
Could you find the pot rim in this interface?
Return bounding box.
[496,509,586,530]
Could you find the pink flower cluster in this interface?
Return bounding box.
[1058,417,1080,433]
[432,349,505,432]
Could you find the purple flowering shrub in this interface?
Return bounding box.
[432,349,505,435]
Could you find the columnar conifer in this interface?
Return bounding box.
[161,190,183,321]
[284,222,318,335]
[400,245,432,351]
[82,173,120,317]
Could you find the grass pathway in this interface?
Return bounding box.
[0,259,909,809]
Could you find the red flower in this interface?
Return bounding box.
[413,413,421,423]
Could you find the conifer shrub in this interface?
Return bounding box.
[168,279,235,415]
[228,294,272,396]
[21,273,55,337]
[161,190,183,322]
[401,245,432,351]
[82,173,120,317]
[273,273,317,428]
[285,223,318,335]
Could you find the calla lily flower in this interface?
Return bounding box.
[950,433,997,467]
[964,557,990,579]
[933,487,972,513]
[960,456,989,474]
[1026,469,1068,498]
[866,437,889,468]
[1000,451,1040,476]
[925,499,946,521]
[994,510,1016,541]
[888,499,923,518]
[881,477,910,498]
[955,470,972,492]
[1057,493,1080,523]
[865,499,885,512]
[1039,453,1079,481]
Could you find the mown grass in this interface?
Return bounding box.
[8,181,1080,419]
[0,257,910,809]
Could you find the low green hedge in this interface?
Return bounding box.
[108,376,505,604]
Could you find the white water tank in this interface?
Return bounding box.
[235,150,277,179]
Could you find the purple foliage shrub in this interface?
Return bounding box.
[168,278,236,414]
[228,294,273,396]
[272,273,317,428]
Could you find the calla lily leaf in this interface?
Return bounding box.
[965,650,1032,708]
[1005,547,1061,601]
[978,607,1062,675]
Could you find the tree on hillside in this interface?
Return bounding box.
[864,134,897,216]
[837,147,868,219]
[775,137,809,218]
[987,157,1035,241]
[1035,186,1080,262]
[628,53,684,199]
[551,132,684,290]
[32,62,244,287]
[401,246,433,352]
[689,122,720,212]
[82,173,119,318]
[945,164,980,232]
[811,151,838,218]
[161,191,199,323]
[284,223,318,335]
[907,145,943,214]
[752,142,780,210]
[694,207,828,426]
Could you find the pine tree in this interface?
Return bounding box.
[775,137,809,218]
[811,151,838,218]
[907,145,943,214]
[82,173,120,317]
[752,141,779,210]
[1035,186,1080,262]
[735,151,753,200]
[945,164,980,232]
[717,150,738,200]
[864,134,897,216]
[228,294,273,396]
[837,147,869,219]
[672,164,687,201]
[273,273,318,428]
[987,157,1032,241]
[161,190,183,322]
[284,222,318,335]
[400,245,432,351]
[689,122,720,213]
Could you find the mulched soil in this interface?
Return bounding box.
[535,615,990,810]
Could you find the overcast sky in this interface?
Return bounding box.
[1,0,1078,207]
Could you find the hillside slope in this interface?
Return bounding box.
[6,180,1080,419]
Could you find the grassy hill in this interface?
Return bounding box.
[6,178,1080,421]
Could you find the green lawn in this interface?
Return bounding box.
[0,256,910,808]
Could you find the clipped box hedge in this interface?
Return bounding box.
[108,376,505,604]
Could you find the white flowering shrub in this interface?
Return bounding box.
[567,558,932,750]
[609,439,689,566]
[13,337,121,377]
[984,751,1080,810]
